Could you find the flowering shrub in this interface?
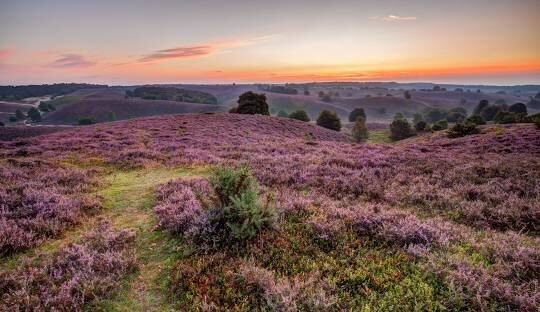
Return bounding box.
[0,221,136,310]
[0,159,101,255]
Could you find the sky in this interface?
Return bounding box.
[1,0,539,85]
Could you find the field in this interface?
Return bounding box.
[1,112,538,311]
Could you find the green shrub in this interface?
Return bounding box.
[27,107,41,123]
[431,120,448,131]
[423,108,448,123]
[288,110,310,122]
[508,103,527,114]
[351,117,369,142]
[465,115,486,125]
[349,108,366,122]
[494,111,524,124]
[446,112,466,123]
[535,115,540,129]
[316,110,341,131]
[207,167,275,245]
[447,122,480,138]
[390,119,414,141]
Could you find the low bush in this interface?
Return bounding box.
[493,111,525,124]
[447,122,480,138]
[351,117,369,142]
[414,120,427,132]
[390,118,414,141]
[432,120,448,131]
[465,115,486,125]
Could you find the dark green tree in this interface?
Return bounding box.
[289,110,310,122]
[316,110,341,131]
[473,100,489,115]
[390,118,414,141]
[232,92,269,115]
[351,117,369,142]
[404,90,412,99]
[15,109,25,120]
[349,108,366,122]
[508,103,527,114]
[27,107,41,122]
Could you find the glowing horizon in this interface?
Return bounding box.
[1,0,539,86]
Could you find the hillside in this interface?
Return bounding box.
[41,89,227,125]
[127,86,218,104]
[1,113,538,311]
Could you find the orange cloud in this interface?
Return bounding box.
[139,46,214,62]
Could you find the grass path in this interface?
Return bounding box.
[89,166,210,311]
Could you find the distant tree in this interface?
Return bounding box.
[394,112,405,120]
[0,121,4,126]
[455,88,464,92]
[390,118,414,141]
[107,111,117,122]
[288,110,310,122]
[27,107,41,122]
[432,120,448,131]
[321,94,332,102]
[318,91,325,98]
[404,90,412,99]
[527,97,540,110]
[479,105,503,121]
[447,112,466,123]
[377,107,386,115]
[349,108,366,122]
[508,103,527,114]
[449,107,467,115]
[9,116,17,122]
[78,118,94,125]
[38,102,50,112]
[414,120,427,132]
[473,100,490,116]
[304,89,310,96]
[15,109,25,120]
[351,117,369,142]
[413,113,423,124]
[277,110,289,117]
[423,108,448,123]
[460,98,467,106]
[465,115,486,125]
[232,92,269,115]
[535,92,540,99]
[316,110,341,131]
[433,85,441,91]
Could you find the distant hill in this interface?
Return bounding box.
[0,83,106,101]
[127,86,218,104]
[41,89,226,125]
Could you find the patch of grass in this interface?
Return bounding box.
[368,130,393,144]
[43,95,80,108]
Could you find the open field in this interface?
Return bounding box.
[1,112,538,311]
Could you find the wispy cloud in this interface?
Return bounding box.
[371,15,417,22]
[139,46,213,62]
[0,49,13,60]
[48,54,96,68]
[138,35,276,63]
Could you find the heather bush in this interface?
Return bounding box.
[0,221,136,310]
[447,122,479,138]
[316,110,341,131]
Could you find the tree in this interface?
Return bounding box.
[433,85,441,91]
[390,118,414,141]
[447,112,466,123]
[447,122,479,138]
[508,103,527,114]
[277,110,289,117]
[404,90,412,99]
[304,89,310,96]
[394,112,405,120]
[288,110,310,122]
[9,116,17,122]
[321,94,332,102]
[423,108,448,123]
[349,108,366,122]
[473,100,489,115]
[351,117,369,142]
[316,110,341,131]
[15,109,25,120]
[27,107,41,122]
[432,120,448,131]
[414,120,427,132]
[231,92,269,115]
[38,102,50,112]
[412,113,423,124]
[318,91,325,98]
[479,105,502,121]
[0,121,4,127]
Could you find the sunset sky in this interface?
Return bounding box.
[1,0,539,85]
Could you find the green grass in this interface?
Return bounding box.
[368,130,393,144]
[87,166,210,311]
[44,95,80,108]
